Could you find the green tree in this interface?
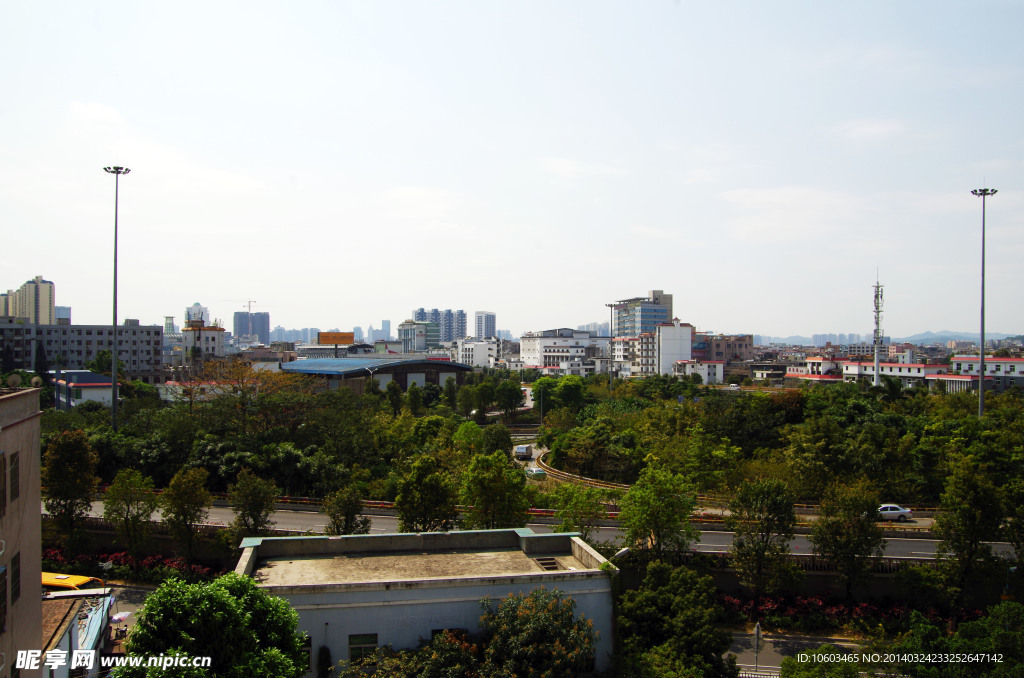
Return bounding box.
[102,469,159,557]
[161,467,213,561]
[84,349,126,376]
[809,479,884,598]
[228,468,279,536]
[1,343,14,373]
[442,377,458,409]
[550,483,606,543]
[619,465,699,561]
[322,485,371,535]
[933,456,1004,618]
[1002,478,1024,568]
[33,339,51,385]
[453,421,485,455]
[617,561,738,678]
[115,573,308,678]
[495,379,524,422]
[395,455,457,532]
[727,478,798,609]
[475,380,496,417]
[780,645,860,677]
[459,451,529,530]
[479,587,596,677]
[554,375,586,412]
[456,384,477,417]
[882,602,1024,677]
[406,383,424,415]
[531,377,558,418]
[481,422,513,456]
[42,429,100,548]
[385,379,404,416]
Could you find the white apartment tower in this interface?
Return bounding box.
[475,311,496,339]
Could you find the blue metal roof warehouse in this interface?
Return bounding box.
[282,357,473,394]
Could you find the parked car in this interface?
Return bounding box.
[877,504,913,522]
[524,467,547,480]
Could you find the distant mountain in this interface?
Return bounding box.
[895,330,1016,344]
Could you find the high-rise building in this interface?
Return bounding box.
[7,275,56,324]
[475,311,496,339]
[233,311,251,340]
[413,307,468,342]
[381,320,391,341]
[185,302,210,324]
[164,316,178,335]
[608,290,672,338]
[56,306,72,325]
[353,326,364,343]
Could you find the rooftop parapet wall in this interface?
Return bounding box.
[237,529,591,564]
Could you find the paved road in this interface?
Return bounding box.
[77,503,1013,559]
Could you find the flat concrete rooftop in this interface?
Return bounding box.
[236,529,611,588]
[252,546,587,587]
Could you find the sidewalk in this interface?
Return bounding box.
[730,630,863,675]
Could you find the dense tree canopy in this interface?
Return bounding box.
[115,573,308,678]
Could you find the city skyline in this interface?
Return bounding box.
[1,2,1021,337]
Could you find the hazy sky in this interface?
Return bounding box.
[2,2,1021,339]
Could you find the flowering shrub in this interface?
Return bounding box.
[717,592,984,635]
[42,547,220,585]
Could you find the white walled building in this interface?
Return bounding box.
[520,329,609,369]
[181,322,227,360]
[948,355,1024,392]
[673,359,724,385]
[236,530,615,673]
[656,320,693,375]
[842,361,943,388]
[455,337,499,368]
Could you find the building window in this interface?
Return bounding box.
[11,552,21,603]
[349,634,378,661]
[9,451,18,502]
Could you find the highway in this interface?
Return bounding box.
[77,503,1015,560]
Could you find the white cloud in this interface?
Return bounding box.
[832,118,905,142]
[719,186,866,240]
[540,157,624,179]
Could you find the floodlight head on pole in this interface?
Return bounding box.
[105,165,131,432]
[971,188,997,198]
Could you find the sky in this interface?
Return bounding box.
[1,1,1021,340]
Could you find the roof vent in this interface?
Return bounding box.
[534,557,560,571]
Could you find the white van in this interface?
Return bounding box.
[514,444,533,461]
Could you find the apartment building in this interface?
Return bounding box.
[0,319,164,383]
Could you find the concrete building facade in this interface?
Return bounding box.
[1,387,43,676]
[0,320,164,383]
[608,290,672,338]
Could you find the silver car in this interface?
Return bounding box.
[877,504,913,522]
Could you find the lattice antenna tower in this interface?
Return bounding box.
[872,276,884,387]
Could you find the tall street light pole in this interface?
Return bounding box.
[971,188,996,418]
[104,166,130,432]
